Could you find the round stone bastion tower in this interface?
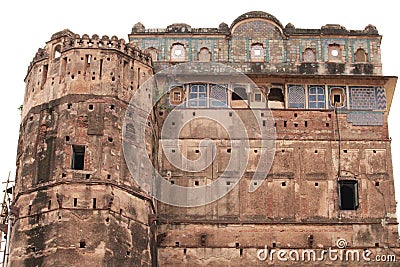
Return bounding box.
[9,29,157,267]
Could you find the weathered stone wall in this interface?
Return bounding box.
[129,11,382,75]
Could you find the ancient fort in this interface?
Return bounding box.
[3,11,399,266]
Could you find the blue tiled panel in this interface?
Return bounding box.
[288,85,305,108]
[328,86,347,110]
[349,86,376,110]
[308,85,325,109]
[375,87,387,110]
[347,111,383,126]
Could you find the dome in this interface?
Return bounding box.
[230,11,283,30]
[166,23,192,33]
[132,22,145,33]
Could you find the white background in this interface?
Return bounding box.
[0,1,399,219]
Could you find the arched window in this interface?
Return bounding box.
[329,87,346,108]
[53,44,62,59]
[303,48,316,62]
[354,48,367,63]
[250,43,264,62]
[171,43,186,62]
[198,47,211,62]
[147,47,158,62]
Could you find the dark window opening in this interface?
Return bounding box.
[48,200,51,210]
[308,235,314,247]
[272,242,277,248]
[232,87,247,101]
[73,198,77,207]
[268,88,284,102]
[333,94,341,104]
[93,198,97,209]
[315,182,319,187]
[99,59,103,79]
[194,181,199,186]
[375,181,380,187]
[79,241,86,248]
[183,248,187,255]
[338,180,358,210]
[200,233,207,246]
[72,145,85,170]
[175,242,180,247]
[281,182,286,187]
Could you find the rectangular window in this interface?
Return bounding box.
[188,84,207,107]
[210,84,228,107]
[232,86,248,101]
[71,145,85,170]
[288,85,305,108]
[334,94,341,103]
[338,180,358,210]
[254,93,262,102]
[308,86,326,109]
[173,91,182,102]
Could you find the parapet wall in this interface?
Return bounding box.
[23,30,153,120]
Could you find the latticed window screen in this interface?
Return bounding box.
[308,86,325,108]
[189,84,207,107]
[288,85,305,108]
[209,84,228,107]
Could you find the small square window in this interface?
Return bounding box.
[254,93,262,102]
